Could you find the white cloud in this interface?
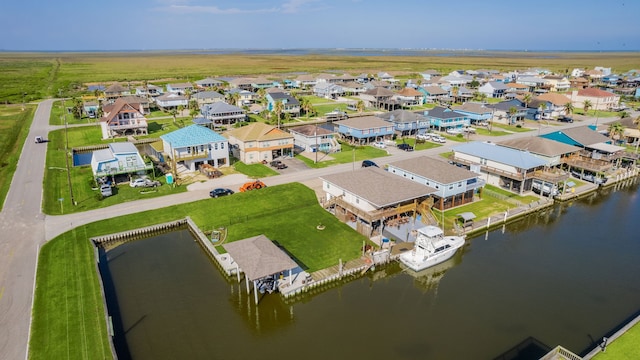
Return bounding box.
[154,0,322,15]
[281,0,319,13]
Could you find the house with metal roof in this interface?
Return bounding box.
[387,156,485,210]
[266,91,300,116]
[225,122,294,163]
[486,101,527,125]
[376,109,430,136]
[418,85,449,103]
[192,91,225,107]
[195,77,224,89]
[423,106,470,131]
[478,81,508,99]
[166,82,194,95]
[155,93,188,110]
[90,142,152,178]
[451,141,548,194]
[333,116,395,144]
[160,124,229,171]
[313,82,344,99]
[498,137,581,167]
[199,101,246,127]
[320,167,437,237]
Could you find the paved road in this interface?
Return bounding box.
[0,99,630,359]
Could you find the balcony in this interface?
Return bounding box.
[173,150,210,162]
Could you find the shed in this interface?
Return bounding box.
[223,234,299,304]
[457,212,476,228]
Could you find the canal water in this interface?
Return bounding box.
[100,179,640,360]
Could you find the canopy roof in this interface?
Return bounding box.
[223,235,298,281]
[457,212,476,222]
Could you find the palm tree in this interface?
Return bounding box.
[274,101,284,128]
[356,100,365,113]
[479,92,488,104]
[169,108,178,124]
[583,99,593,113]
[300,98,312,119]
[538,102,547,120]
[522,93,532,109]
[564,102,574,115]
[619,110,630,120]
[607,122,625,142]
[508,106,518,125]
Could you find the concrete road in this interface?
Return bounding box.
[0,98,628,360]
[0,100,53,360]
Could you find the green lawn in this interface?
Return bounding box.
[474,127,511,136]
[233,161,279,178]
[592,321,640,359]
[29,183,369,359]
[0,104,35,210]
[297,142,389,168]
[491,123,534,133]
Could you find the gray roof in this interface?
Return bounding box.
[498,137,581,157]
[334,116,392,130]
[269,92,300,106]
[109,142,138,154]
[320,167,437,208]
[222,235,298,281]
[486,101,526,112]
[388,156,479,184]
[192,91,224,99]
[92,148,114,163]
[202,101,244,113]
[377,110,424,123]
[426,106,467,119]
[420,86,449,95]
[559,126,612,146]
[453,102,492,114]
[288,124,334,136]
[453,141,548,169]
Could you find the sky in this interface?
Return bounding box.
[1,0,639,51]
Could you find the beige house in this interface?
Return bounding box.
[543,75,571,92]
[225,122,294,164]
[99,97,148,139]
[568,88,620,111]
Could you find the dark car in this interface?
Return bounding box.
[270,160,288,169]
[557,115,573,123]
[209,188,234,198]
[361,160,379,168]
[397,143,414,152]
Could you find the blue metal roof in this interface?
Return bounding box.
[453,141,548,169]
[160,124,226,147]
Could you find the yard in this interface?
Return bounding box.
[0,104,35,209]
[296,142,389,168]
[29,183,370,360]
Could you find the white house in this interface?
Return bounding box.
[90,142,152,178]
[160,124,230,171]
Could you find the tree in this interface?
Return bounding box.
[177,105,185,117]
[564,102,574,115]
[607,122,624,141]
[538,102,547,120]
[274,100,284,128]
[508,106,518,125]
[619,110,630,120]
[71,97,83,119]
[356,100,364,113]
[169,108,178,124]
[583,99,592,113]
[469,79,480,89]
[522,93,532,109]
[300,98,313,119]
[479,92,488,104]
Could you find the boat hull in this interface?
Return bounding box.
[399,236,465,272]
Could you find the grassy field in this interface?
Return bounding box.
[592,321,640,359]
[29,183,368,359]
[2,51,640,103]
[0,104,35,210]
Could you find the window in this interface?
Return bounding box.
[214,143,218,150]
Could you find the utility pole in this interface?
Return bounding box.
[314,122,318,164]
[62,98,75,206]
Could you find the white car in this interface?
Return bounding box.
[416,133,431,141]
[431,135,446,143]
[446,128,462,135]
[373,141,386,149]
[130,178,160,188]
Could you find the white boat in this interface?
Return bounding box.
[399,225,465,272]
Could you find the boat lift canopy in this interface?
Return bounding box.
[457,212,476,227]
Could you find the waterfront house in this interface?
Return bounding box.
[225,122,294,164]
[166,83,194,95]
[251,77,276,92]
[452,103,493,125]
[567,88,620,111]
[99,97,148,139]
[395,87,425,106]
[266,91,300,116]
[294,74,317,89]
[341,81,367,96]
[313,82,344,99]
[377,109,429,137]
[498,136,581,167]
[200,101,246,127]
[360,87,400,110]
[320,167,437,237]
[104,83,129,102]
[226,88,259,106]
[333,116,395,144]
[229,77,255,91]
[387,156,485,210]
[288,124,339,154]
[478,81,508,99]
[160,124,229,171]
[486,101,527,125]
[423,106,470,132]
[90,142,152,179]
[155,93,188,110]
[135,84,163,98]
[451,141,548,194]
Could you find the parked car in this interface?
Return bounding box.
[397,143,414,152]
[431,135,446,143]
[270,160,287,169]
[361,160,379,168]
[100,184,112,197]
[372,141,386,149]
[129,178,161,188]
[209,188,234,198]
[557,115,573,123]
[34,136,45,143]
[446,128,462,135]
[416,133,431,141]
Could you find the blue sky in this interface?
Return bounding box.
[1,0,639,51]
